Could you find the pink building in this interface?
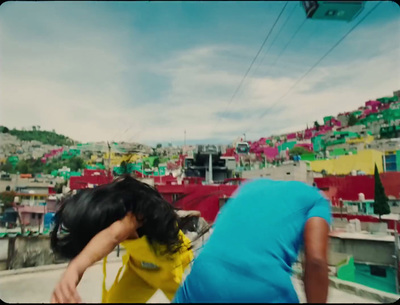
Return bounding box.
[262,147,279,161]
[365,100,381,111]
[286,133,297,140]
[14,193,49,227]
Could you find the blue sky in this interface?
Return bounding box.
[0,1,399,146]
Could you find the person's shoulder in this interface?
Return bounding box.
[284,181,324,199]
[282,180,311,190]
[237,178,276,191]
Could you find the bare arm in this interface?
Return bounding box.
[303,217,330,303]
[70,212,138,276]
[51,213,139,303]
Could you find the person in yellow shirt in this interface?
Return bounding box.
[50,175,196,303]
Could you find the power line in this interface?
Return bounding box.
[253,3,298,76]
[211,2,289,134]
[244,1,383,136]
[271,17,308,67]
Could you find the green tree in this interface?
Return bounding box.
[143,161,151,169]
[153,158,160,169]
[289,146,309,156]
[67,157,85,172]
[16,160,30,174]
[348,114,358,126]
[0,161,14,173]
[31,158,44,174]
[156,143,162,149]
[373,164,390,221]
[120,161,128,174]
[9,128,75,146]
[314,121,320,131]
[0,191,16,208]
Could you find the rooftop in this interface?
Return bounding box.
[330,230,395,242]
[0,256,394,303]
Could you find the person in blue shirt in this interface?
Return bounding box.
[174,178,332,303]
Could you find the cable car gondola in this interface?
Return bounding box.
[236,142,250,155]
[301,1,365,22]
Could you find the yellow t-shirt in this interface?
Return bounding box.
[102,230,193,303]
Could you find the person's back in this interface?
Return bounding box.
[174,178,331,303]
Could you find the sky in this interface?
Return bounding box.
[0,1,399,147]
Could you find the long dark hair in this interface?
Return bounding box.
[51,175,187,259]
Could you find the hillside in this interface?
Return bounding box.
[0,126,76,146]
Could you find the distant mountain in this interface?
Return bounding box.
[0,126,76,146]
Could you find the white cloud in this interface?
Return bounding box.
[0,4,399,146]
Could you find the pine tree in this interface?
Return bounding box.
[373,164,390,221]
[348,113,358,126]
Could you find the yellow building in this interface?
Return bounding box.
[346,135,374,145]
[103,152,145,167]
[310,149,383,175]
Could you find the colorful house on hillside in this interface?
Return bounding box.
[384,150,400,172]
[309,149,384,175]
[328,148,358,158]
[286,133,297,141]
[278,141,297,153]
[351,110,363,118]
[41,148,64,164]
[323,131,360,147]
[7,156,19,168]
[323,116,342,128]
[314,172,400,206]
[365,100,381,111]
[377,95,399,104]
[61,149,81,160]
[69,169,111,190]
[102,152,143,168]
[311,135,325,152]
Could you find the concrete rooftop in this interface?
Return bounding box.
[0,255,382,303]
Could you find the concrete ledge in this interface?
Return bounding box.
[0,255,124,277]
[328,277,400,303]
[293,272,400,303]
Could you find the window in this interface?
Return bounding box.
[32,214,36,219]
[370,265,387,278]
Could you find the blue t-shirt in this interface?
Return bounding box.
[174,178,332,303]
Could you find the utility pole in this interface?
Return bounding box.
[107,142,111,182]
[208,153,213,184]
[394,220,399,294]
[382,154,387,173]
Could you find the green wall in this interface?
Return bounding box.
[397,150,400,171]
[337,256,355,282]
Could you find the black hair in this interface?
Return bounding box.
[51,175,184,259]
